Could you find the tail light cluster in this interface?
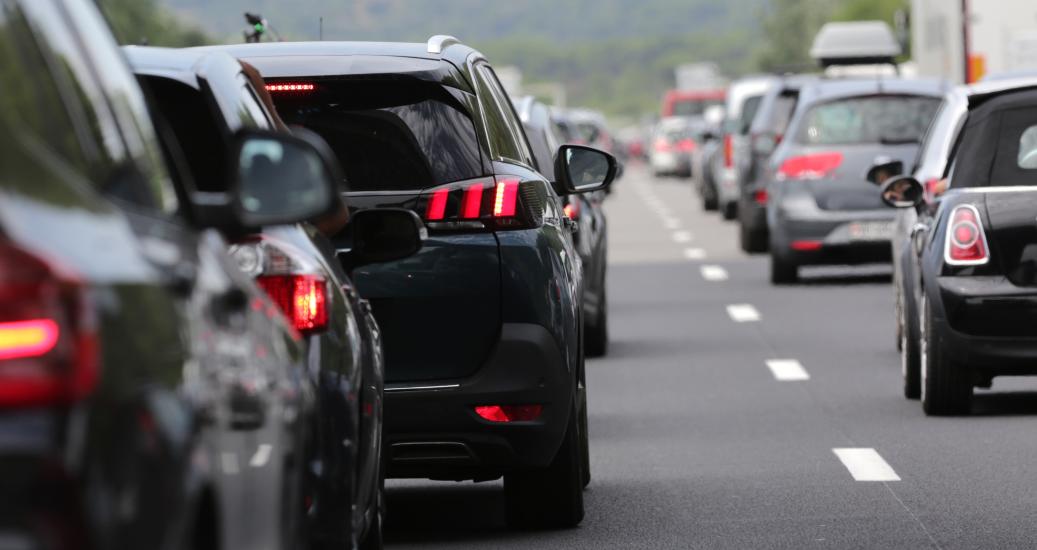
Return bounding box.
[653,137,695,153]
[563,199,581,221]
[229,237,330,335]
[0,242,98,408]
[723,134,734,168]
[422,176,543,231]
[944,204,989,266]
[776,152,843,181]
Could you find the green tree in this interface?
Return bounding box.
[755,0,841,72]
[98,0,209,46]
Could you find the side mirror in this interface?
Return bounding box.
[230,129,339,227]
[866,158,905,186]
[553,144,617,195]
[880,176,924,208]
[338,208,427,271]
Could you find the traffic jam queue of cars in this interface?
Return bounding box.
[0,1,618,548]
[673,21,1037,417]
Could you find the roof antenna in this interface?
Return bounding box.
[319,16,323,41]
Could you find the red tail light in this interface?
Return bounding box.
[266,82,316,93]
[924,178,943,198]
[0,242,98,408]
[791,240,823,251]
[654,138,672,153]
[419,177,540,231]
[723,134,734,168]
[777,152,843,181]
[753,189,768,205]
[256,275,328,333]
[563,200,581,220]
[474,404,543,423]
[944,205,989,266]
[676,138,696,153]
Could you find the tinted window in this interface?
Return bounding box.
[473,64,532,165]
[796,95,941,145]
[672,99,723,117]
[272,80,483,192]
[739,95,763,134]
[949,102,1037,188]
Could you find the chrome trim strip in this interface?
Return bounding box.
[384,383,461,393]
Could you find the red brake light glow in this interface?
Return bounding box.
[944,204,989,266]
[494,179,520,218]
[0,319,59,361]
[461,184,484,219]
[723,134,734,168]
[425,188,449,221]
[256,275,329,334]
[563,200,581,220]
[676,138,696,153]
[474,404,543,423]
[791,240,823,252]
[266,83,316,92]
[753,189,768,205]
[777,152,844,181]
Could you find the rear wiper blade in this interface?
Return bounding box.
[879,136,920,145]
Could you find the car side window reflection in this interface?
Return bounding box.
[1017,126,1037,169]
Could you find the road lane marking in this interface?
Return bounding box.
[221,452,240,475]
[700,265,728,281]
[832,448,901,482]
[683,248,706,260]
[663,217,682,229]
[766,359,810,381]
[250,444,273,468]
[726,304,760,322]
[672,230,693,244]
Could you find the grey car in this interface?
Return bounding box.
[766,77,946,283]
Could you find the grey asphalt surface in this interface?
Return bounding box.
[384,165,1037,549]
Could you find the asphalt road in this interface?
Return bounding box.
[384,165,1037,549]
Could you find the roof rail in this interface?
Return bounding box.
[427,35,460,54]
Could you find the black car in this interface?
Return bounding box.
[0,1,343,548]
[766,78,945,283]
[125,46,426,548]
[737,74,814,253]
[875,78,1037,415]
[205,36,616,528]
[515,96,611,357]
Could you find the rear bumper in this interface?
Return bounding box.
[771,204,894,265]
[739,194,768,234]
[384,323,573,480]
[933,276,1037,375]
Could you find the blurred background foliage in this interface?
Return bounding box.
[102,0,907,117]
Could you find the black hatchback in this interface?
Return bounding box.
[0,1,341,548]
[203,36,617,528]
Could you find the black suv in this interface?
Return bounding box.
[205,36,617,528]
[0,1,341,548]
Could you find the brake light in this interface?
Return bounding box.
[753,189,768,205]
[461,184,484,219]
[494,179,519,217]
[944,204,989,266]
[563,200,581,220]
[266,83,315,93]
[0,242,98,408]
[256,275,328,333]
[676,138,696,153]
[419,177,539,231]
[777,152,843,181]
[654,137,672,153]
[723,134,734,168]
[791,240,824,251]
[425,188,449,221]
[474,404,543,423]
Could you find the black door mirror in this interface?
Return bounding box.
[338,208,427,271]
[866,158,905,186]
[554,144,617,195]
[880,176,924,208]
[230,129,339,228]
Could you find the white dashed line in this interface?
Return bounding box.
[250,444,273,468]
[700,265,728,281]
[221,452,240,475]
[832,448,901,482]
[663,217,682,229]
[766,359,810,381]
[672,231,693,243]
[683,248,706,260]
[726,304,760,322]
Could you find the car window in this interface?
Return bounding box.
[473,64,533,166]
[271,79,484,192]
[1018,126,1037,169]
[739,95,763,134]
[769,92,799,135]
[796,95,941,146]
[236,74,271,127]
[46,0,179,214]
[672,98,723,117]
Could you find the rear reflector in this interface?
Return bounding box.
[777,152,843,181]
[266,83,315,92]
[0,242,99,408]
[474,404,543,423]
[256,275,329,334]
[790,240,823,251]
[944,204,989,266]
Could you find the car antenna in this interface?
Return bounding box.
[319,17,323,41]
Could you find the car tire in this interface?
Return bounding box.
[358,476,384,550]
[739,222,768,253]
[721,201,737,220]
[504,405,585,529]
[702,193,718,211]
[769,254,798,285]
[585,291,608,358]
[900,278,921,400]
[920,292,972,415]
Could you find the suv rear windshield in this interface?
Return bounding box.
[672,98,723,117]
[796,95,941,146]
[271,80,483,192]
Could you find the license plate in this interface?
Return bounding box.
[847,221,894,241]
